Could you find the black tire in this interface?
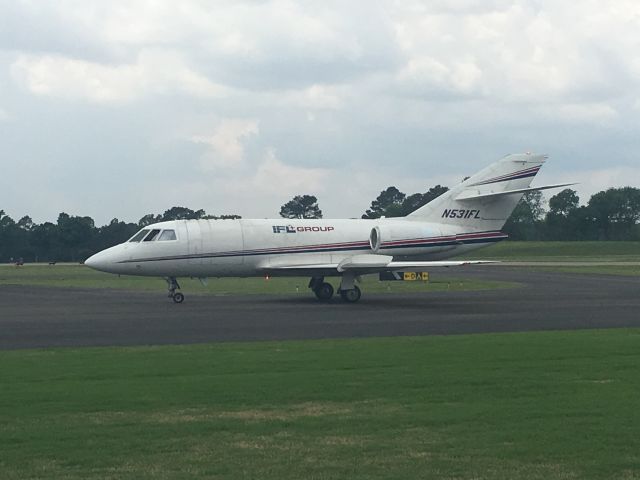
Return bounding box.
[173,292,185,304]
[340,286,361,303]
[314,282,334,301]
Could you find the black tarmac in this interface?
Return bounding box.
[1,267,639,349]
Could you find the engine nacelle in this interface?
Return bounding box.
[369,222,452,256]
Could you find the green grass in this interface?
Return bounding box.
[2,330,640,479]
[0,264,515,294]
[461,241,640,262]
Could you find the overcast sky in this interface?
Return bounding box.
[1,0,639,225]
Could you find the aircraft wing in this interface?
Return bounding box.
[336,254,495,274]
[260,254,495,275]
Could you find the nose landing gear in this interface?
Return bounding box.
[166,277,184,303]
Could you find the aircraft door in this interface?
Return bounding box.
[186,221,203,265]
[205,220,244,273]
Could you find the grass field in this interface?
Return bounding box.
[2,242,639,478]
[461,241,640,262]
[0,264,515,294]
[461,241,640,276]
[1,330,640,479]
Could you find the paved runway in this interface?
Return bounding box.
[1,267,639,349]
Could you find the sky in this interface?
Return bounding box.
[1,0,639,226]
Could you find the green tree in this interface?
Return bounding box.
[96,218,139,251]
[280,195,322,219]
[587,187,640,240]
[0,210,15,228]
[545,189,581,240]
[17,215,34,231]
[362,187,406,219]
[548,189,579,217]
[160,206,206,221]
[400,185,449,216]
[138,213,161,227]
[31,222,59,262]
[503,191,546,240]
[0,210,16,262]
[57,213,96,262]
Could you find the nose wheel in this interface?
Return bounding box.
[166,277,184,303]
[172,292,185,304]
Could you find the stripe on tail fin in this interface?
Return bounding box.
[406,153,552,231]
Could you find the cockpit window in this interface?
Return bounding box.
[158,229,177,241]
[143,229,161,242]
[129,229,150,243]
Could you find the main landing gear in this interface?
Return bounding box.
[309,277,334,301]
[166,276,184,303]
[309,274,362,303]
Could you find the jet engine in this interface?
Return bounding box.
[369,222,453,256]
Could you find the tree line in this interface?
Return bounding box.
[1,186,638,264]
[504,187,640,241]
[0,207,240,264]
[279,186,640,241]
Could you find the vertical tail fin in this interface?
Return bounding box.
[407,153,548,231]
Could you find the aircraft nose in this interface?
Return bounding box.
[85,249,116,272]
[85,251,105,271]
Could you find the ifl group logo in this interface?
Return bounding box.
[272,225,335,233]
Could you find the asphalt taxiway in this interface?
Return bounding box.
[1,267,638,349]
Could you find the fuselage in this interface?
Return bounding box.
[85,218,506,277]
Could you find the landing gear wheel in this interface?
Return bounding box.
[172,292,185,304]
[166,277,184,304]
[340,286,361,303]
[314,282,334,301]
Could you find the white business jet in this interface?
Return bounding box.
[85,153,571,303]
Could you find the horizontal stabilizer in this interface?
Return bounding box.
[455,182,576,201]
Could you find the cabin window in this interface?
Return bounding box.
[158,230,177,241]
[143,229,162,242]
[129,229,149,243]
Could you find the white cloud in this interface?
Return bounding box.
[10,50,229,103]
[2,1,640,225]
[191,119,259,170]
[157,148,334,219]
[534,103,618,125]
[286,84,345,110]
[245,148,331,196]
[389,2,638,104]
[3,1,400,90]
[549,166,640,206]
[396,57,483,97]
